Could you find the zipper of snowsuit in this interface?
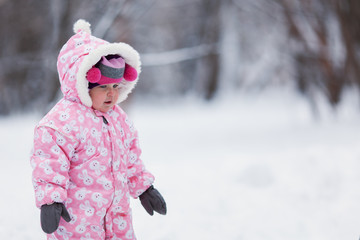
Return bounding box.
[102,116,108,125]
[102,113,119,235]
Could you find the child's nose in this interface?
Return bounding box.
[107,88,114,96]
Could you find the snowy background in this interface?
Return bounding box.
[1,87,360,240]
[1,1,360,239]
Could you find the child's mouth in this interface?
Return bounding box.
[104,100,112,104]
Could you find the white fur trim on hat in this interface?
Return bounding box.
[76,43,141,107]
[73,19,91,34]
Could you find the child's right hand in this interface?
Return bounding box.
[40,202,71,234]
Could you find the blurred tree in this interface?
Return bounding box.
[133,0,223,100]
[335,0,360,92]
[194,0,221,100]
[277,0,360,106]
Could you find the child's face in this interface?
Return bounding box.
[89,83,121,113]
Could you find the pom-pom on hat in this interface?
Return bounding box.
[87,56,138,89]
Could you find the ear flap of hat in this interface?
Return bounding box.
[124,64,138,82]
[86,67,101,83]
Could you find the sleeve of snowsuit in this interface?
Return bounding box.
[127,129,155,199]
[30,126,76,208]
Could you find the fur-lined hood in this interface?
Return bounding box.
[57,19,141,107]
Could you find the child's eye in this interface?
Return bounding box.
[113,84,119,89]
[99,85,107,89]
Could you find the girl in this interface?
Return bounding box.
[30,19,166,240]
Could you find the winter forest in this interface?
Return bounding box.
[1,0,360,240]
[1,0,360,114]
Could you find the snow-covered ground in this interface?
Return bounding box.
[1,88,360,240]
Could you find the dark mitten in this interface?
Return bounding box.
[139,185,167,216]
[41,202,71,234]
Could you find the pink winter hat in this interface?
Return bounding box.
[87,56,138,88]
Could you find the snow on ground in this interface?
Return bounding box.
[0,88,360,240]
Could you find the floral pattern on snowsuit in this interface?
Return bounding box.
[30,21,154,239]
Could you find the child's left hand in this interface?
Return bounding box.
[139,185,167,216]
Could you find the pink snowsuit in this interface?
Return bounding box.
[30,20,154,239]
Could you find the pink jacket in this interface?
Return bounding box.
[30,20,154,237]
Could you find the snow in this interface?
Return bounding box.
[1,88,360,240]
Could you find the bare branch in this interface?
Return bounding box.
[141,43,219,66]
